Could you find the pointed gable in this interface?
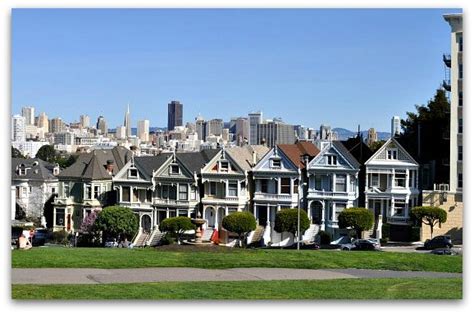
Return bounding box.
[365,138,419,166]
[278,142,319,169]
[254,146,299,173]
[308,141,360,171]
[202,149,246,175]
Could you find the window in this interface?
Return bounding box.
[228,181,238,196]
[459,92,463,107]
[220,161,229,172]
[261,180,268,193]
[93,185,100,199]
[122,186,130,202]
[170,164,179,174]
[191,186,197,200]
[281,178,291,194]
[56,208,65,226]
[146,189,152,202]
[178,210,188,217]
[395,171,406,187]
[293,179,299,194]
[169,185,177,200]
[458,118,463,134]
[459,64,463,79]
[128,169,138,178]
[371,174,379,187]
[458,146,463,161]
[85,184,92,199]
[179,185,188,200]
[458,173,463,189]
[19,167,26,176]
[387,149,398,160]
[393,200,406,216]
[335,204,346,221]
[409,170,415,187]
[162,185,169,199]
[459,36,463,52]
[63,182,70,198]
[327,155,337,165]
[314,176,322,190]
[133,188,139,202]
[335,175,346,192]
[138,189,146,202]
[271,158,281,168]
[209,182,217,195]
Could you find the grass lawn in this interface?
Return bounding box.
[11,246,462,273]
[12,278,462,300]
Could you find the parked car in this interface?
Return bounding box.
[11,227,23,247]
[341,239,381,251]
[330,235,352,246]
[104,238,118,248]
[430,248,457,255]
[424,235,453,250]
[32,228,49,246]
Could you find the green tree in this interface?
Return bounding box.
[274,208,310,240]
[410,206,447,239]
[399,88,450,185]
[222,211,256,248]
[369,140,386,152]
[94,206,138,244]
[56,154,78,168]
[159,217,195,244]
[337,208,374,239]
[35,145,57,163]
[11,146,25,158]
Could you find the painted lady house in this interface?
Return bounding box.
[364,137,420,241]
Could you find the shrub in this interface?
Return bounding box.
[317,230,331,245]
[274,208,310,239]
[337,207,374,239]
[410,226,421,242]
[159,217,195,244]
[52,230,69,245]
[382,223,390,239]
[94,206,138,244]
[410,206,447,239]
[222,211,256,248]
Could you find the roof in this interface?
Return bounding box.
[332,141,361,169]
[58,146,132,180]
[177,149,220,173]
[226,145,270,171]
[278,142,320,169]
[134,154,172,175]
[339,137,374,164]
[11,158,57,181]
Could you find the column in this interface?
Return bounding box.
[320,202,326,231]
[332,202,335,223]
[390,196,395,217]
[253,203,257,223]
[332,174,336,192]
[346,174,350,193]
[405,169,409,189]
[366,172,369,190]
[391,169,395,189]
[277,178,281,194]
[266,204,270,225]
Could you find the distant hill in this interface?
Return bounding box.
[332,128,391,141]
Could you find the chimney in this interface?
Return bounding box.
[106,160,114,174]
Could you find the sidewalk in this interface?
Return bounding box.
[12,268,461,285]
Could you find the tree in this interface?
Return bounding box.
[274,208,310,240]
[94,206,138,244]
[222,211,256,248]
[35,145,57,163]
[410,206,447,239]
[159,217,195,244]
[12,146,25,158]
[78,210,101,246]
[369,140,386,152]
[55,154,78,168]
[337,207,374,239]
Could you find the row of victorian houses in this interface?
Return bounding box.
[42,136,420,246]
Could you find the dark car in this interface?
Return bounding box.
[424,235,453,250]
[32,229,49,246]
[341,239,381,251]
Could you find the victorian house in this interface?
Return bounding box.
[364,138,419,240]
[53,146,132,232]
[306,141,360,239]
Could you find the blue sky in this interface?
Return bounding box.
[12,8,461,131]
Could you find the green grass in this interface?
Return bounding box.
[11,247,462,273]
[12,278,462,300]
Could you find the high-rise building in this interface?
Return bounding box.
[444,13,463,192]
[116,126,126,139]
[137,119,150,142]
[11,115,26,142]
[168,100,183,131]
[248,111,263,145]
[206,119,224,137]
[21,106,35,126]
[80,115,90,128]
[235,117,250,146]
[37,112,49,133]
[391,116,401,137]
[96,116,108,135]
[50,117,65,133]
[367,127,378,146]
[257,120,296,147]
[195,115,206,141]
[124,104,131,138]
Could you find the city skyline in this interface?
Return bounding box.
[12,8,461,131]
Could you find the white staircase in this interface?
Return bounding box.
[134,232,149,247]
[303,224,320,242]
[147,229,164,247]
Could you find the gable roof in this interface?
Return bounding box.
[332,141,361,169]
[11,158,57,181]
[177,149,221,173]
[278,142,320,169]
[365,137,419,166]
[134,154,172,176]
[339,137,374,164]
[226,145,270,171]
[58,146,132,180]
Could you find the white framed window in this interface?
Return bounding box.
[209,182,217,195]
[179,185,188,200]
[85,184,92,199]
[55,208,65,226]
[170,164,180,175]
[334,203,346,221]
[228,181,238,196]
[371,174,379,187]
[128,168,138,178]
[327,155,337,165]
[393,200,406,216]
[394,171,406,187]
[122,186,131,202]
[270,158,281,168]
[191,186,197,200]
[281,178,291,194]
[19,168,26,176]
[220,161,229,172]
[93,185,101,199]
[335,175,346,192]
[387,149,398,160]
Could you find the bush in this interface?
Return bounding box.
[410,226,421,242]
[159,217,195,244]
[94,206,138,244]
[382,223,390,239]
[317,230,331,245]
[337,207,374,239]
[222,211,256,247]
[52,230,69,245]
[274,208,310,238]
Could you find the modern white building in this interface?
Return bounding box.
[391,116,401,137]
[137,119,150,142]
[80,115,90,128]
[12,115,26,142]
[21,106,35,126]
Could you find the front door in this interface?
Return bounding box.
[205,208,215,228]
[141,215,151,233]
[311,202,323,224]
[257,206,267,226]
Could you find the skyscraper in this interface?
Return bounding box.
[137,119,150,142]
[123,104,131,138]
[248,111,263,145]
[257,120,296,147]
[391,116,401,137]
[168,101,183,131]
[206,119,224,137]
[195,115,206,141]
[11,115,26,142]
[96,116,108,135]
[37,112,49,133]
[50,117,65,133]
[80,115,90,128]
[235,117,250,146]
[21,106,35,126]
